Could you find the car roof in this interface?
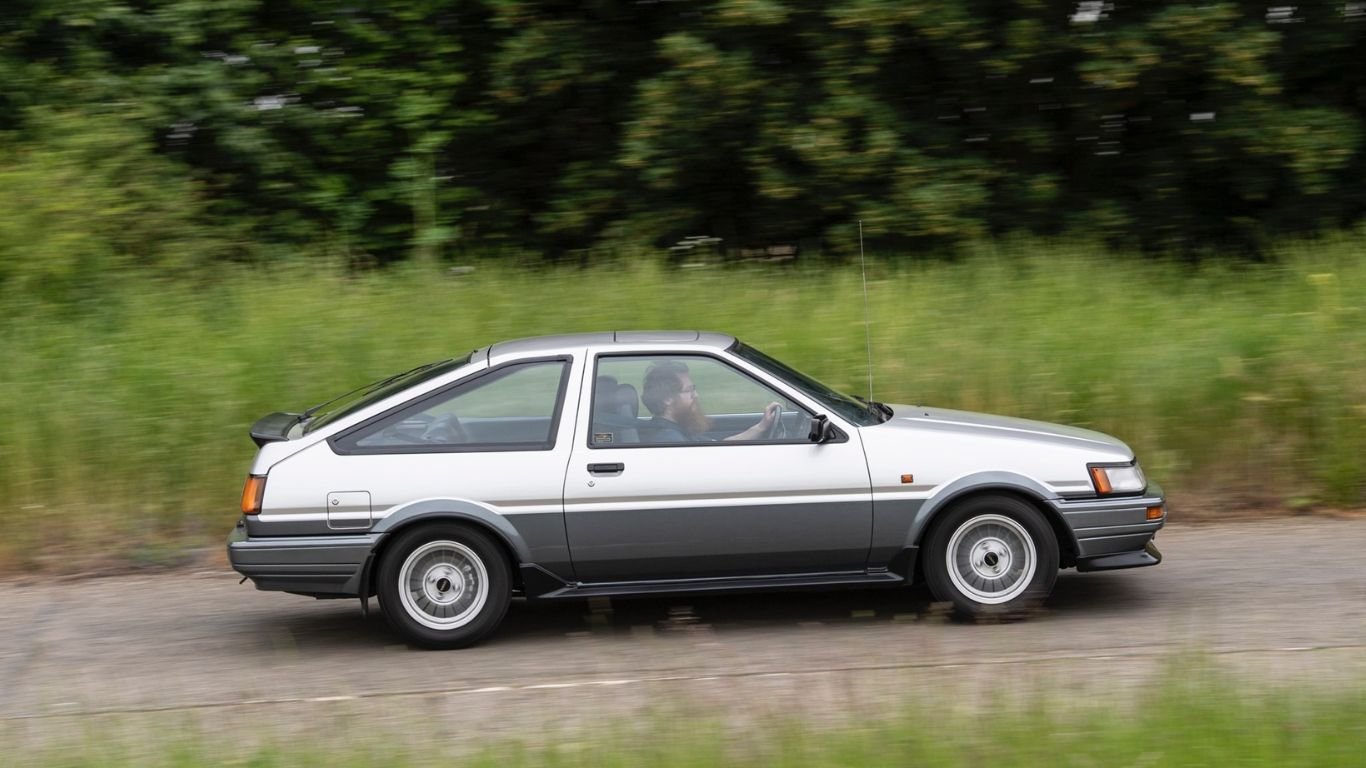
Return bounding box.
[483,331,736,359]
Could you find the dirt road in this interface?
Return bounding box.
[2,519,1363,754]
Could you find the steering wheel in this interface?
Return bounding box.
[763,405,790,441]
[376,428,431,446]
[421,412,470,444]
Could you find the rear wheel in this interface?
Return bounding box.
[377,523,511,649]
[923,495,1059,620]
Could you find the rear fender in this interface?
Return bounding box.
[369,498,534,563]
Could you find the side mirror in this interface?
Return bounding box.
[808,414,835,443]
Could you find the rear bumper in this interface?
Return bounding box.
[1051,483,1166,571]
[227,519,377,596]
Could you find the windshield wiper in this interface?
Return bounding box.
[853,395,894,423]
[300,361,444,420]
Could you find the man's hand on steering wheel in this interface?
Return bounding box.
[761,402,787,440]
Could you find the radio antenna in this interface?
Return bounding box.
[859,220,873,405]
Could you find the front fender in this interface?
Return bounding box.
[907,471,1063,548]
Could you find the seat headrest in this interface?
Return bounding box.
[593,376,620,414]
[593,377,638,419]
[614,383,639,418]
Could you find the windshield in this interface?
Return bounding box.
[303,354,472,434]
[731,341,883,426]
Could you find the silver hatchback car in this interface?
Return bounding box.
[228,331,1164,648]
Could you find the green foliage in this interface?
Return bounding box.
[0,108,230,303]
[9,665,1366,766]
[0,239,1364,569]
[2,1,1364,259]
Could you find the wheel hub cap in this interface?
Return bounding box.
[971,538,1011,578]
[424,566,466,605]
[945,514,1038,605]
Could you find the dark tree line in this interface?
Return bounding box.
[2,0,1364,272]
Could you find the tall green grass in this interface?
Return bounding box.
[10,665,1366,766]
[2,238,1363,569]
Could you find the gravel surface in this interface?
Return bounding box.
[1,519,1363,755]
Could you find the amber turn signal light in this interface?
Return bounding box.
[1088,466,1112,495]
[1146,505,1164,521]
[241,475,267,516]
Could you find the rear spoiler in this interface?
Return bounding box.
[249,412,304,447]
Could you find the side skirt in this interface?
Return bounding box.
[519,565,906,600]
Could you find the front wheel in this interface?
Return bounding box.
[923,495,1059,620]
[377,523,511,649]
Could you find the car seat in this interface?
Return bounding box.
[591,377,641,445]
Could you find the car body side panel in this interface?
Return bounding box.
[908,472,1066,546]
[563,343,875,582]
[866,473,1064,562]
[371,498,535,558]
[244,348,587,581]
[564,493,874,581]
[564,435,875,582]
[859,410,1124,560]
[860,409,1164,571]
[248,446,576,577]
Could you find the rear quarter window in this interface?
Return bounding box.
[331,359,570,453]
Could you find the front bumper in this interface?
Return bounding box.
[1076,539,1162,572]
[1051,482,1166,572]
[227,519,378,596]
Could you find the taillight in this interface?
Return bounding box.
[241,475,267,515]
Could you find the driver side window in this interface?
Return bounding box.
[592,355,811,447]
[344,360,568,452]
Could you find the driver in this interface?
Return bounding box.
[640,360,779,443]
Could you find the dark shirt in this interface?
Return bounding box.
[643,416,697,443]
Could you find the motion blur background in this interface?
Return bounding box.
[5,1,1366,272]
[1,4,1365,763]
[2,0,1364,568]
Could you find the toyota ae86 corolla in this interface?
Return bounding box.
[228,331,1165,649]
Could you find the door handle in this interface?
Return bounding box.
[587,463,625,475]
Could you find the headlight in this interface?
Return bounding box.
[1088,463,1146,495]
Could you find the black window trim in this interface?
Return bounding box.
[728,339,881,427]
[302,354,475,436]
[586,351,847,450]
[330,355,574,455]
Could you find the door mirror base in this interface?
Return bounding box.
[808,414,836,443]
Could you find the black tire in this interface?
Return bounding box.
[923,494,1059,620]
[376,523,511,649]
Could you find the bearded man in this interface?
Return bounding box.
[640,360,778,443]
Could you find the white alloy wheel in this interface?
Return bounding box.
[377,523,511,649]
[923,494,1060,620]
[397,540,490,630]
[944,514,1037,605]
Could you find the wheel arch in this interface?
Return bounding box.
[364,500,530,595]
[909,474,1078,577]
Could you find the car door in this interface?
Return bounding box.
[563,351,873,582]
